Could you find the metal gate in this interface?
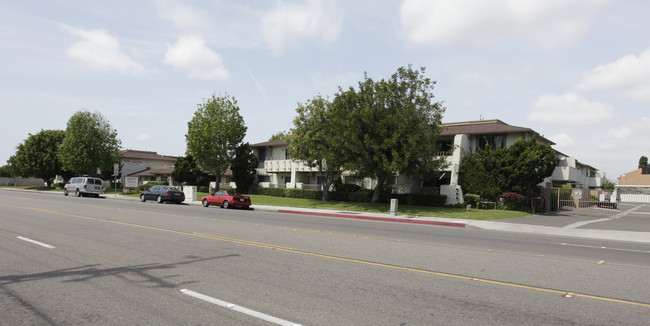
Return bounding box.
[540,187,650,218]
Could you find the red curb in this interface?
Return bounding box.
[277,210,465,228]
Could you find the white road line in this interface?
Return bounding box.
[560,243,650,254]
[180,289,302,326]
[17,236,55,249]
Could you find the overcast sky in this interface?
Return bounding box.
[1,0,648,181]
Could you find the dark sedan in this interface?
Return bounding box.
[140,185,185,204]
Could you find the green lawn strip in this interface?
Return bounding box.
[3,187,529,219]
[244,194,530,220]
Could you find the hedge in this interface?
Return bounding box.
[139,181,168,191]
[390,193,447,207]
[251,187,447,206]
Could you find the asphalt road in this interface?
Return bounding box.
[2,191,650,325]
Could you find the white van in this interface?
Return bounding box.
[64,177,105,197]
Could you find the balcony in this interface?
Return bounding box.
[263,159,320,173]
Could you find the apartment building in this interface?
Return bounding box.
[251,119,605,204]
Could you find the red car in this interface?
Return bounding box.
[201,190,251,209]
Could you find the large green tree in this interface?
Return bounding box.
[459,138,557,200]
[501,138,557,195]
[186,94,246,189]
[171,154,202,185]
[11,129,68,184]
[231,142,258,194]
[287,95,351,201]
[335,65,447,202]
[58,111,122,176]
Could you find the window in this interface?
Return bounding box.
[436,139,453,156]
[258,148,267,161]
[477,135,505,151]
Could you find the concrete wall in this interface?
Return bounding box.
[0,177,46,187]
[618,169,650,186]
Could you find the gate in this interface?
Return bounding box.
[541,187,650,218]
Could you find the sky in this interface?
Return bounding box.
[1,0,648,182]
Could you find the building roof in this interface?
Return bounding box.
[439,119,555,145]
[120,150,178,162]
[127,166,175,177]
[251,139,286,147]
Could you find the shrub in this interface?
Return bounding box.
[501,192,529,211]
[198,186,209,193]
[347,189,373,202]
[139,181,168,191]
[334,183,361,193]
[391,193,447,207]
[464,193,481,206]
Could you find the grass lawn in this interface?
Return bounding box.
[2,187,530,220]
[243,194,530,220]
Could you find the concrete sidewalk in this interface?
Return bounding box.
[171,195,650,244]
[5,188,650,244]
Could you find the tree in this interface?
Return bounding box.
[458,147,507,201]
[186,94,246,189]
[0,163,19,177]
[269,131,288,141]
[603,178,616,190]
[335,65,447,202]
[58,111,122,176]
[231,143,258,194]
[501,138,557,195]
[458,138,557,200]
[287,95,351,201]
[639,156,649,174]
[10,129,68,185]
[171,154,202,185]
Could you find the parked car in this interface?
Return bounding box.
[64,177,105,197]
[201,190,251,209]
[140,185,185,204]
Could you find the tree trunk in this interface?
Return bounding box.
[371,174,388,203]
[321,170,333,201]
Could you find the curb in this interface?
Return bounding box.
[277,209,466,228]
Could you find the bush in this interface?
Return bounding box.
[501,192,529,211]
[391,193,447,207]
[347,189,374,202]
[139,181,168,191]
[334,183,361,193]
[198,186,209,193]
[464,193,481,206]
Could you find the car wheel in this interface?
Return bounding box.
[64,189,68,196]
[157,195,163,204]
[75,189,81,197]
[202,199,209,207]
[222,200,230,209]
[140,194,146,202]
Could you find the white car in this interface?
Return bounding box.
[64,177,105,197]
